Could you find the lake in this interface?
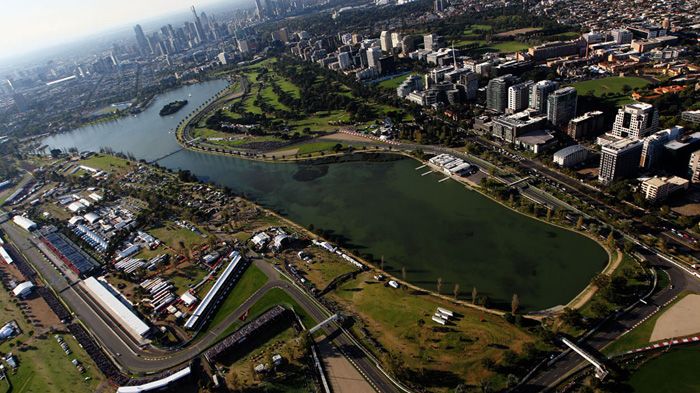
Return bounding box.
[43,80,608,310]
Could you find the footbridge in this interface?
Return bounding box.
[561,337,609,380]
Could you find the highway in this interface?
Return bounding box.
[516,246,700,392]
[0,220,403,392]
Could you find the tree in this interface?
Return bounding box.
[437,277,443,294]
[380,255,385,271]
[546,208,552,221]
[401,266,406,281]
[511,293,520,314]
[453,283,460,300]
[607,232,615,249]
[472,286,478,304]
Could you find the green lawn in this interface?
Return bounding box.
[0,283,103,393]
[149,223,206,251]
[462,24,493,35]
[295,141,342,155]
[79,154,131,173]
[378,74,413,90]
[455,40,529,53]
[207,264,270,329]
[629,346,700,393]
[571,76,650,98]
[216,288,317,340]
[603,292,693,356]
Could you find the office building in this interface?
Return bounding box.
[640,176,688,202]
[529,80,559,114]
[380,31,393,53]
[457,71,479,100]
[553,145,588,167]
[631,35,678,53]
[486,74,517,113]
[528,40,582,61]
[598,138,643,184]
[547,87,577,128]
[611,29,633,44]
[338,52,352,70]
[424,34,440,51]
[664,132,700,175]
[682,110,700,124]
[611,102,659,139]
[133,24,151,56]
[567,111,604,140]
[491,110,547,143]
[366,47,382,72]
[397,75,423,98]
[689,149,700,183]
[640,126,683,169]
[507,81,533,113]
[434,0,444,12]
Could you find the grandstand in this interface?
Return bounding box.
[184,251,245,330]
[42,232,100,277]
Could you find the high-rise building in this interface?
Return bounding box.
[133,24,151,56]
[457,71,479,100]
[689,149,700,183]
[486,74,517,113]
[401,36,416,54]
[434,0,444,12]
[338,52,352,70]
[547,87,578,128]
[254,0,264,19]
[391,32,402,50]
[529,80,559,114]
[611,102,659,139]
[380,31,393,53]
[568,111,604,140]
[598,138,643,184]
[423,34,439,51]
[507,81,533,113]
[191,6,206,43]
[640,126,683,169]
[366,47,382,73]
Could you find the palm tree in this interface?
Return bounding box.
[472,286,478,304]
[436,277,443,294]
[511,294,520,314]
[453,283,460,300]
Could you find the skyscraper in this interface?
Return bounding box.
[611,102,659,139]
[689,149,700,183]
[529,80,559,114]
[380,31,393,53]
[486,74,517,113]
[133,24,151,56]
[434,0,444,12]
[507,81,533,113]
[254,0,264,19]
[191,6,206,43]
[547,87,578,127]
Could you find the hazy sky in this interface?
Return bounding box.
[1,0,230,60]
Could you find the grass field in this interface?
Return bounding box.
[79,154,131,174]
[216,288,317,341]
[603,292,692,356]
[628,346,700,393]
[455,40,529,53]
[378,74,413,90]
[149,222,207,252]
[295,141,342,155]
[571,76,650,98]
[332,272,536,389]
[0,281,103,393]
[207,264,270,329]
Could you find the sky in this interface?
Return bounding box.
[0,0,235,61]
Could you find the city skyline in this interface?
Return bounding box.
[0,0,242,63]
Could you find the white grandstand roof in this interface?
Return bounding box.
[83,277,150,338]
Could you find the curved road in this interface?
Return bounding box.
[0,220,402,392]
[516,246,700,392]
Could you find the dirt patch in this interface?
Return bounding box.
[651,294,700,341]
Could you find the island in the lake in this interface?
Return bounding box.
[159,100,188,116]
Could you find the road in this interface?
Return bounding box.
[0,220,403,392]
[516,246,700,392]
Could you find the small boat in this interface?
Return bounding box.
[188,93,192,97]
